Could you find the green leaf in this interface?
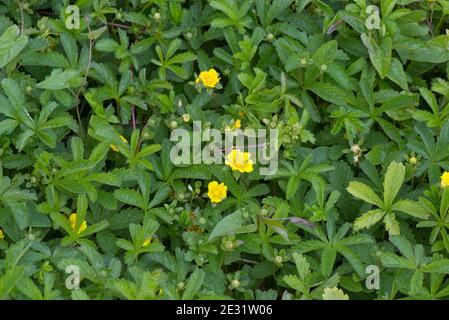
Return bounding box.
[0,25,28,68]
[292,252,310,281]
[321,248,337,277]
[420,259,449,273]
[114,189,145,210]
[208,210,243,241]
[308,82,355,106]
[380,253,415,269]
[386,58,408,90]
[361,34,392,78]
[383,161,405,208]
[37,69,84,90]
[182,268,205,299]
[392,200,429,219]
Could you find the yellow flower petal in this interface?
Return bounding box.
[143,238,152,247]
[0,229,4,240]
[69,213,88,234]
[196,69,220,88]
[225,149,254,173]
[119,135,128,144]
[110,144,119,152]
[110,135,128,152]
[207,181,227,203]
[441,171,449,188]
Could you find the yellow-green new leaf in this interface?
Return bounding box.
[354,209,385,231]
[322,287,349,300]
[347,181,383,208]
[384,212,400,236]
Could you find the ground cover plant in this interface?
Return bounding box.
[0,0,449,300]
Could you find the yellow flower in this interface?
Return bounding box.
[195,69,220,88]
[225,119,242,132]
[0,228,4,240]
[69,213,88,234]
[207,181,227,203]
[225,149,254,173]
[441,171,449,188]
[143,238,152,247]
[110,135,128,152]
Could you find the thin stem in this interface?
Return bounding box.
[104,22,131,29]
[436,14,446,34]
[73,21,95,140]
[131,106,136,130]
[427,9,434,37]
[16,0,24,35]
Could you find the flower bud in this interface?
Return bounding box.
[351,144,361,154]
[224,240,234,250]
[182,114,191,123]
[177,281,185,290]
[274,255,283,265]
[230,279,240,289]
[169,120,178,129]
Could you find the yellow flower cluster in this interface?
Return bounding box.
[110,135,128,152]
[69,213,88,234]
[0,228,4,240]
[207,181,227,203]
[441,171,449,188]
[195,69,220,88]
[225,149,254,173]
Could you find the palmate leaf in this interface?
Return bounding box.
[0,0,448,302]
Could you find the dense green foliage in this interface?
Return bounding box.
[1,0,449,300]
